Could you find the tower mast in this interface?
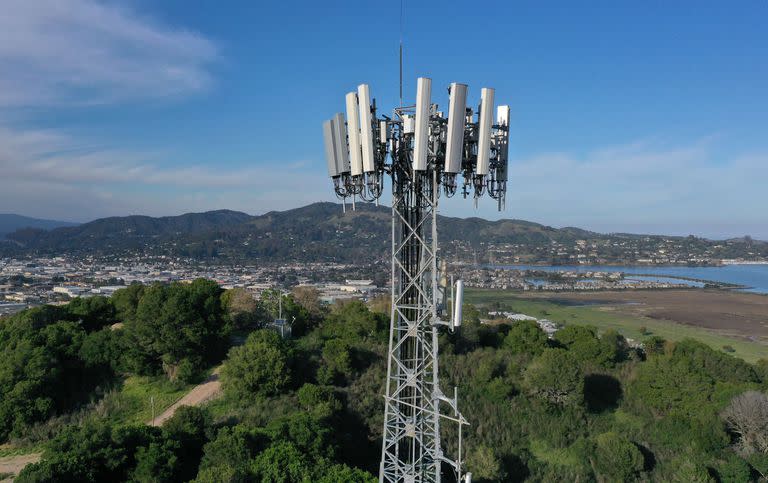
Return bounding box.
[323,77,510,482]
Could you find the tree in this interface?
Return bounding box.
[196,426,257,482]
[317,464,376,483]
[756,358,768,384]
[291,286,324,319]
[17,423,160,483]
[297,383,341,419]
[591,432,644,481]
[249,441,314,482]
[721,391,768,454]
[643,335,667,356]
[663,454,715,483]
[467,445,506,482]
[222,330,292,401]
[503,320,548,355]
[66,296,116,332]
[320,338,353,384]
[111,283,145,324]
[524,348,583,406]
[132,440,180,482]
[160,406,211,482]
[123,280,228,381]
[555,325,621,367]
[221,288,262,331]
[715,453,752,482]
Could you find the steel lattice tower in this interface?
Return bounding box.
[323,78,510,483]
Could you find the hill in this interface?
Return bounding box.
[2,202,766,264]
[0,203,594,262]
[0,214,78,239]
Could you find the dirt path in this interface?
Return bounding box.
[149,366,223,426]
[0,453,41,482]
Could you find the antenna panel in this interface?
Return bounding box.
[358,84,376,173]
[476,87,495,176]
[332,112,350,174]
[444,83,468,173]
[413,77,432,171]
[323,119,339,177]
[346,91,363,176]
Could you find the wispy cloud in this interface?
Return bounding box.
[0,121,331,220]
[442,138,768,238]
[0,0,216,106]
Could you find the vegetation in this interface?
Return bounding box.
[3,283,768,481]
[467,288,767,363]
[0,279,237,442]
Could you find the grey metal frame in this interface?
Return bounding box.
[379,154,467,483]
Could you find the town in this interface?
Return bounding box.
[445,234,768,266]
[1,253,732,316]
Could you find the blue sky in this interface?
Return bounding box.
[0,1,766,238]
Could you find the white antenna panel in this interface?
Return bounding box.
[444,82,468,174]
[345,91,363,176]
[413,77,432,171]
[476,87,495,176]
[322,119,338,177]
[332,112,350,174]
[358,84,376,173]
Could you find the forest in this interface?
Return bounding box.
[0,280,767,481]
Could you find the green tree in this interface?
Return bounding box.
[317,464,376,483]
[123,279,228,381]
[715,453,752,483]
[152,406,211,481]
[196,426,257,482]
[111,283,145,324]
[249,441,314,482]
[524,348,583,406]
[66,296,116,332]
[132,440,180,482]
[663,454,716,482]
[591,432,644,481]
[556,325,622,367]
[503,320,548,355]
[320,338,353,384]
[297,383,341,419]
[222,330,292,401]
[467,445,506,482]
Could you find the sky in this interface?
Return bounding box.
[0,0,766,239]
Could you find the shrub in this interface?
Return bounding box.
[221,330,292,401]
[524,349,583,406]
[592,432,645,481]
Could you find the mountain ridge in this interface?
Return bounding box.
[0,214,79,239]
[2,202,765,263]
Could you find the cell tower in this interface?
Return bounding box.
[323,78,510,483]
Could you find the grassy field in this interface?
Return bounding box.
[466,288,767,363]
[0,444,43,458]
[97,375,194,426]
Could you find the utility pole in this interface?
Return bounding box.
[323,77,510,482]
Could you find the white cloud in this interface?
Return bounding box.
[0,0,216,106]
[0,122,332,221]
[0,1,335,221]
[1,120,765,239]
[440,139,768,238]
